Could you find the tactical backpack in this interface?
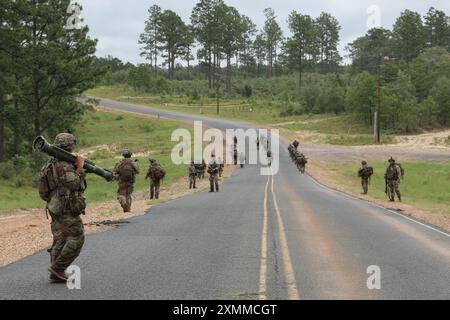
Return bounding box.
[359,167,373,179]
[386,166,399,180]
[118,160,136,183]
[152,165,166,180]
[39,160,86,217]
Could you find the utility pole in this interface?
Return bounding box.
[376,54,382,144]
[215,72,220,114]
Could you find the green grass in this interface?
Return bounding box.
[327,161,450,214]
[0,109,192,212]
[87,85,394,145]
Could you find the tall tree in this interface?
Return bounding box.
[182,26,195,78]
[218,4,244,94]
[253,33,266,77]
[392,10,426,61]
[424,7,449,49]
[287,11,317,89]
[139,5,162,71]
[191,0,224,88]
[263,8,283,78]
[239,15,257,77]
[347,28,393,73]
[316,12,341,72]
[0,0,104,157]
[157,10,190,80]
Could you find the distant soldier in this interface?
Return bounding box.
[113,149,139,213]
[194,162,202,179]
[38,133,86,283]
[267,149,272,167]
[218,157,224,177]
[239,152,246,169]
[293,140,300,150]
[145,159,166,200]
[200,159,207,179]
[358,161,373,195]
[208,157,220,193]
[188,161,197,189]
[297,153,308,174]
[384,157,404,202]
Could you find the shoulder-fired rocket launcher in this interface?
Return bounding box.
[33,136,115,182]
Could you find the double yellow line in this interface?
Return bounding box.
[259,174,300,300]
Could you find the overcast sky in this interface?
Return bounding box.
[76,0,450,65]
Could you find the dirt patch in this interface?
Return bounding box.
[0,165,235,267]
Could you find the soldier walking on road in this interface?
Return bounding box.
[239,152,246,169]
[38,133,87,283]
[384,157,404,202]
[267,149,272,167]
[145,159,166,200]
[113,149,139,212]
[218,157,224,177]
[208,157,220,193]
[200,159,207,179]
[358,161,373,195]
[189,161,197,189]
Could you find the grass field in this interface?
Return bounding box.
[325,161,450,215]
[0,109,192,212]
[87,85,394,145]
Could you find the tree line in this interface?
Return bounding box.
[124,2,449,133]
[138,0,342,91]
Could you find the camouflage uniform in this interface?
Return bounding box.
[358,161,373,195]
[38,133,86,282]
[146,160,166,200]
[208,161,220,192]
[189,162,197,189]
[384,158,402,202]
[113,150,139,212]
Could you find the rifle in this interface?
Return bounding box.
[33,136,115,182]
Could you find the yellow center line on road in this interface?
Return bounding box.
[258,175,270,300]
[271,174,301,300]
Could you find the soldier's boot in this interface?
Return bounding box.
[48,267,68,282]
[49,273,67,284]
[397,191,402,202]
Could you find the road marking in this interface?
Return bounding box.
[258,176,270,300]
[271,174,301,300]
[306,174,450,238]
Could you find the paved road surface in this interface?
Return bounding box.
[1,98,449,300]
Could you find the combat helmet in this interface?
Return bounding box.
[122,149,133,158]
[54,133,77,151]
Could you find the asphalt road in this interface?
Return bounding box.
[1,98,449,300]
